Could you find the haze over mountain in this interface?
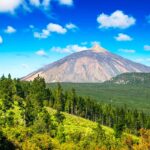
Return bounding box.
[22,44,150,83]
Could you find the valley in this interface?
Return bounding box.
[48,73,150,114]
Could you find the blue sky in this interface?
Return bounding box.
[0,0,150,77]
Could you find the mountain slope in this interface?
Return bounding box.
[1,107,139,150]
[106,72,150,86]
[22,44,150,83]
[48,81,150,113]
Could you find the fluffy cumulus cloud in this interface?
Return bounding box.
[115,33,132,41]
[34,23,67,39]
[0,0,22,13]
[58,0,73,6]
[0,36,3,44]
[47,23,67,34]
[0,0,73,14]
[42,0,51,8]
[144,45,150,51]
[80,41,101,47]
[118,49,136,53]
[34,29,50,39]
[29,0,51,8]
[36,49,48,57]
[97,10,136,29]
[65,23,78,30]
[91,41,101,46]
[29,0,40,7]
[4,26,16,34]
[51,44,88,53]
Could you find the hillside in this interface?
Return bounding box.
[106,72,150,86]
[22,44,150,83]
[47,107,114,137]
[1,107,141,150]
[0,75,150,150]
[48,73,150,113]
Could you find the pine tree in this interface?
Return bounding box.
[54,83,64,111]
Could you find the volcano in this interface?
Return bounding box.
[22,44,150,83]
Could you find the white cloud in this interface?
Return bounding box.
[80,41,101,47]
[65,23,78,30]
[91,41,101,46]
[36,49,48,57]
[34,23,67,39]
[51,44,88,53]
[30,0,40,7]
[119,49,136,53]
[144,45,150,51]
[29,0,51,8]
[97,10,136,29]
[47,23,67,34]
[0,0,73,14]
[4,26,16,34]
[34,29,50,39]
[42,0,51,8]
[0,36,3,44]
[0,0,22,13]
[58,0,73,6]
[115,33,132,41]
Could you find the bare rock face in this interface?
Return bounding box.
[22,44,150,83]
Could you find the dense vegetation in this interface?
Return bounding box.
[107,72,150,86]
[48,73,150,113]
[0,74,150,149]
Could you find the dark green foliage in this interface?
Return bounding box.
[0,75,150,135]
[48,84,150,135]
[48,80,150,114]
[95,120,106,144]
[33,108,51,133]
[53,83,65,111]
[0,131,16,150]
[0,74,150,149]
[55,110,65,124]
[114,122,124,138]
[25,76,50,126]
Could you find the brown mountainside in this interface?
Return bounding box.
[22,44,150,83]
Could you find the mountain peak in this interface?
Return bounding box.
[22,45,150,83]
[91,44,107,53]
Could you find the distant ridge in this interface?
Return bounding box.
[22,44,150,83]
[106,72,150,86]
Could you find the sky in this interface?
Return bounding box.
[0,0,150,78]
